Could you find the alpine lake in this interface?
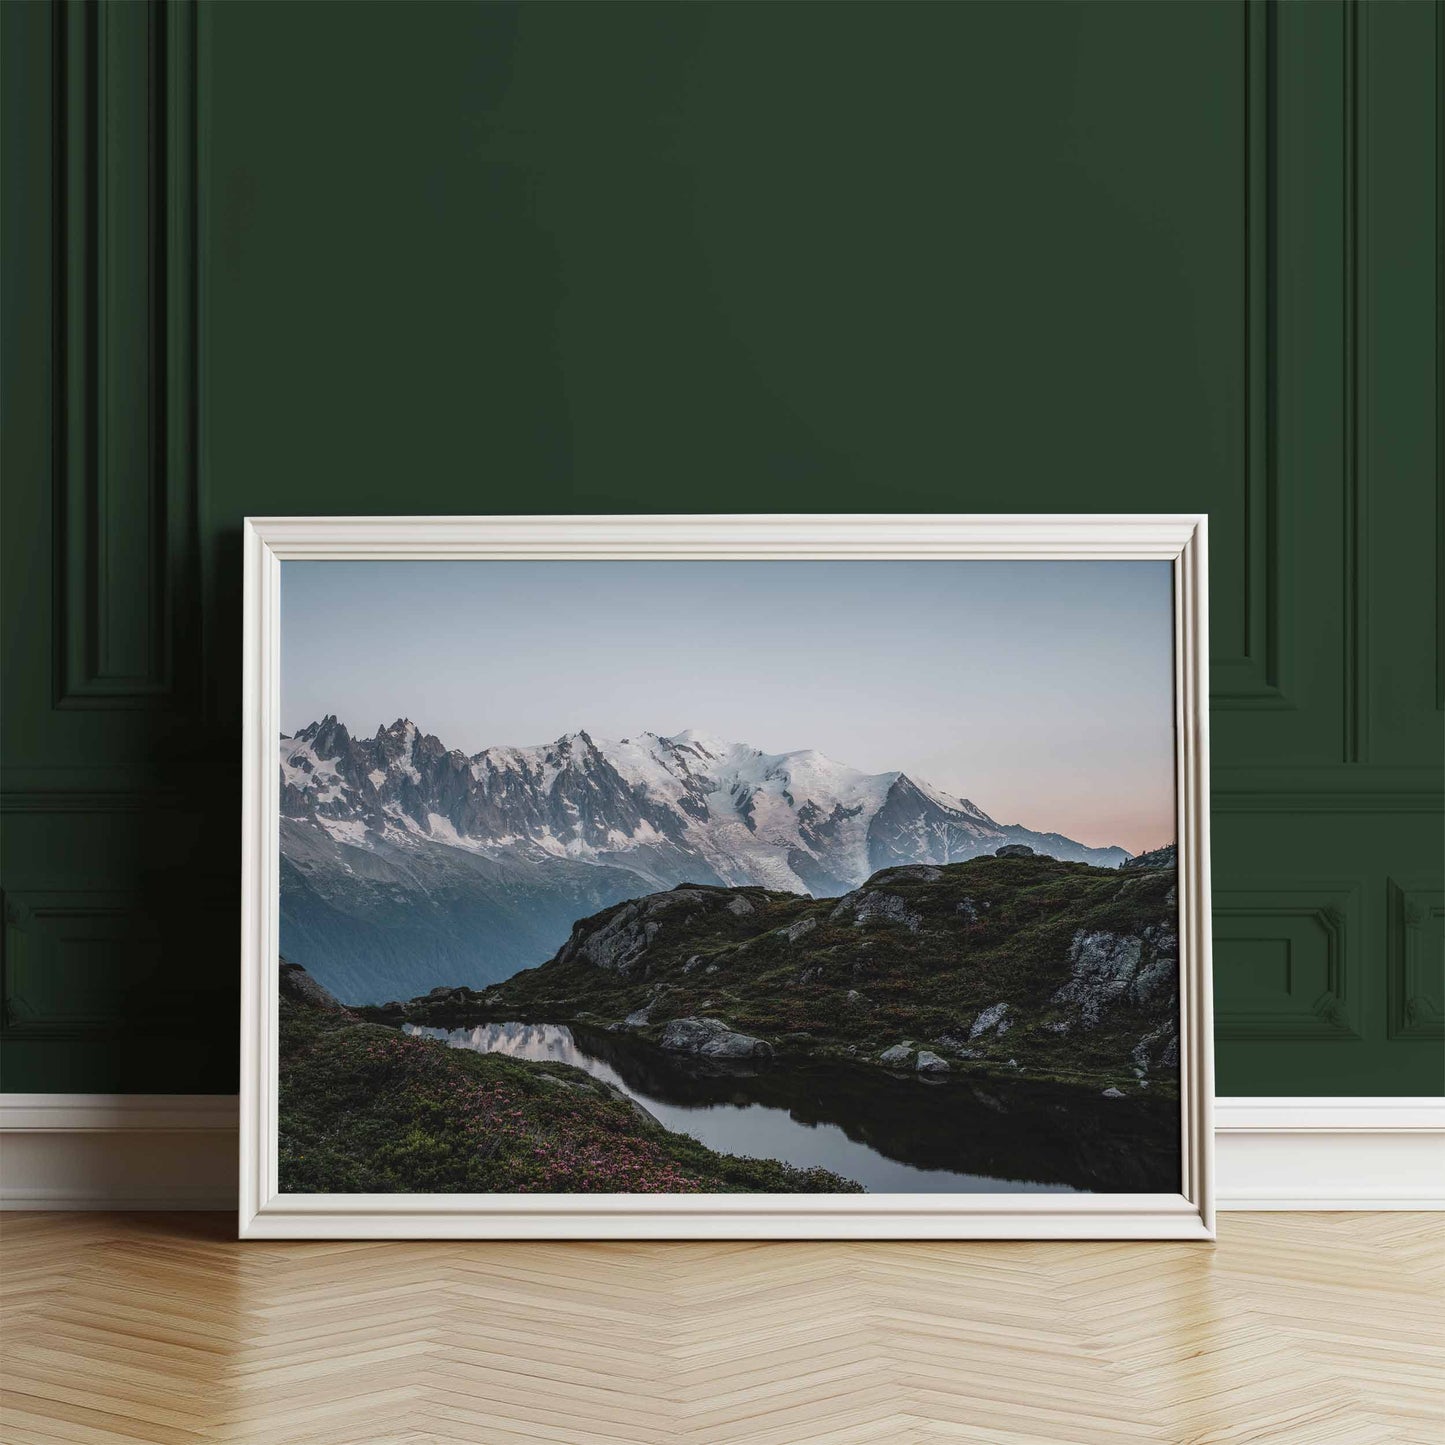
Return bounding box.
[403,1019,1180,1194]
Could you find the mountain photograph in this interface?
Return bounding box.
[277,559,1180,1196]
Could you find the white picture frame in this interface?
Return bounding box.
[240,514,1214,1240]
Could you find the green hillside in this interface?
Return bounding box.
[386,852,1180,1095]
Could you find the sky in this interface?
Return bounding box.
[281,560,1176,854]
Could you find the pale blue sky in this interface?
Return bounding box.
[281,560,1176,853]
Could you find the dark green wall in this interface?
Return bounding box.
[3,0,1441,1096]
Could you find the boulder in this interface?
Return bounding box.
[1102,1086,1126,1099]
[879,1043,914,1067]
[785,915,818,943]
[278,959,349,1014]
[915,1050,950,1074]
[660,1017,773,1061]
[995,844,1035,858]
[968,1002,1011,1041]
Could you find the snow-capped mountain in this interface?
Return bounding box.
[278,717,1129,1002]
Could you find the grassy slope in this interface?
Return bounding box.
[279,1000,863,1194]
[430,854,1178,1093]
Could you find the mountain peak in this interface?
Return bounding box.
[290,715,350,759]
[666,728,734,760]
[280,713,1131,901]
[891,772,997,823]
[550,729,600,754]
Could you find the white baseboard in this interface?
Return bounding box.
[2,1094,1441,1213]
[1213,1097,1445,1210]
[0,1096,239,1210]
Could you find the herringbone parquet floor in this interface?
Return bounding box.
[0,1213,1440,1444]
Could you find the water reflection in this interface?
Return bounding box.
[405,1021,1179,1195]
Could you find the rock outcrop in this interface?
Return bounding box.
[1121,843,1177,872]
[279,958,350,1014]
[660,1017,774,1061]
[829,889,924,933]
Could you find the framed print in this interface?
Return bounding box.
[240,515,1214,1239]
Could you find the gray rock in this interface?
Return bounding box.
[879,1043,914,1067]
[1130,923,1178,1006]
[872,865,943,884]
[785,915,818,943]
[1102,1087,1126,1099]
[1052,929,1145,1027]
[956,896,980,922]
[968,1002,1011,1040]
[1130,1022,1179,1074]
[829,889,924,933]
[936,1034,983,1059]
[915,1050,950,1074]
[726,895,754,917]
[279,960,349,1014]
[558,889,722,977]
[624,1007,652,1028]
[1131,956,1177,1006]
[558,900,651,974]
[660,1017,773,1061]
[995,844,1035,858]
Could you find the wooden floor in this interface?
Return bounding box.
[0,1213,1441,1444]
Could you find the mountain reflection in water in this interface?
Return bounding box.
[404,1021,1179,1194]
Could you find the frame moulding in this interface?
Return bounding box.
[239,514,1215,1240]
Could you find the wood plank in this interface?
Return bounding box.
[0,1214,1441,1444]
